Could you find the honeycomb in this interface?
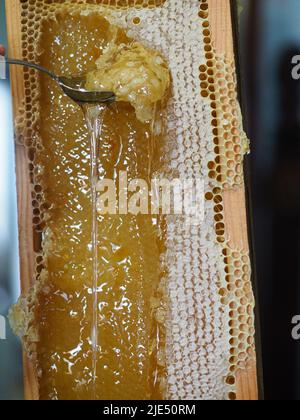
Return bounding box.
[85,41,171,122]
[9,0,256,401]
[200,56,250,190]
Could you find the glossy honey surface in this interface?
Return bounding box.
[34,11,167,400]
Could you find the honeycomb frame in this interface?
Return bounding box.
[6,0,257,400]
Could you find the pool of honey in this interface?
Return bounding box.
[33,11,167,400]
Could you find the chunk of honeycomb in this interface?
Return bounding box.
[86,39,170,122]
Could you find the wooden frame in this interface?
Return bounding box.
[207,0,258,400]
[5,0,258,400]
[5,0,39,402]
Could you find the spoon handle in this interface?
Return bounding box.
[5,58,58,81]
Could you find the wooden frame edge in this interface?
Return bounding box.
[208,0,258,400]
[5,0,39,401]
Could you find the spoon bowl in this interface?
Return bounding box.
[5,58,116,104]
[58,75,115,104]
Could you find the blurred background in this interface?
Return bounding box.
[0,0,23,401]
[2,0,300,400]
[238,0,300,400]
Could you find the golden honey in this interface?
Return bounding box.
[31,11,168,400]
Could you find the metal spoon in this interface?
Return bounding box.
[5,58,116,104]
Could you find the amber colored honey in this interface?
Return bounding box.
[33,11,167,400]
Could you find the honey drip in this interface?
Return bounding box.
[82,104,106,399]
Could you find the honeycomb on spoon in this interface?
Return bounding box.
[8,0,256,400]
[86,40,170,123]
